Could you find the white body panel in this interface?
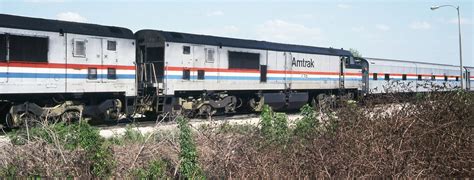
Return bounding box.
[0,27,136,97]
[162,42,361,95]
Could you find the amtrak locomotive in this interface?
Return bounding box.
[0,14,472,127]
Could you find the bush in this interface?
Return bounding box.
[294,104,320,138]
[6,121,115,177]
[177,116,204,179]
[130,159,169,179]
[108,124,146,145]
[258,105,289,144]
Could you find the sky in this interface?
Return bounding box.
[0,0,472,66]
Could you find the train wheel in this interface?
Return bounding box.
[198,104,214,119]
[18,112,39,128]
[61,110,81,124]
[5,113,15,129]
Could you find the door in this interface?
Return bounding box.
[339,57,346,89]
[85,38,104,82]
[102,39,117,82]
[284,52,292,89]
[192,45,205,81]
[0,34,7,83]
[466,70,471,91]
[359,58,369,94]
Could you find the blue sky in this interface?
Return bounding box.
[0,0,472,66]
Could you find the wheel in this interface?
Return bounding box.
[198,104,214,119]
[17,112,39,128]
[5,113,15,129]
[60,110,81,123]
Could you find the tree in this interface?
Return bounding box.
[349,48,362,58]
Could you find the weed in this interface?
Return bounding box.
[294,104,320,138]
[177,116,204,179]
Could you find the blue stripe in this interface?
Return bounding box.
[165,75,362,81]
[0,72,135,79]
[370,78,460,82]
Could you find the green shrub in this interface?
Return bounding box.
[7,121,115,177]
[294,104,320,138]
[131,159,168,179]
[259,105,273,137]
[177,116,204,179]
[108,124,146,145]
[258,105,289,144]
[272,112,289,144]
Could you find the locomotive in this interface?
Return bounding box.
[0,14,472,127]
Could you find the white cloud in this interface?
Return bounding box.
[206,10,224,17]
[351,26,365,32]
[375,24,390,31]
[256,19,322,44]
[337,3,351,9]
[410,21,431,30]
[56,12,87,22]
[449,17,472,25]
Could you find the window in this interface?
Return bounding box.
[205,48,215,63]
[431,75,436,80]
[456,77,459,81]
[0,34,5,62]
[182,69,190,80]
[107,41,116,51]
[418,75,422,80]
[384,74,390,81]
[73,39,86,57]
[197,70,205,80]
[107,68,117,79]
[444,76,448,81]
[9,35,48,62]
[402,74,407,80]
[228,51,260,70]
[183,46,190,54]
[88,68,97,80]
[373,73,378,80]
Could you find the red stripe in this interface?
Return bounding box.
[165,66,260,73]
[0,61,135,70]
[371,73,460,78]
[165,66,361,76]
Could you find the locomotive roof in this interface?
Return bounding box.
[0,14,134,39]
[365,57,462,68]
[137,30,352,56]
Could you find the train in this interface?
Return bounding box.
[0,14,472,127]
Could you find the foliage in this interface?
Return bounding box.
[6,121,115,177]
[130,159,169,179]
[177,116,204,179]
[108,124,146,145]
[259,105,289,144]
[349,48,362,58]
[294,104,320,138]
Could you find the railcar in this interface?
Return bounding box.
[366,58,463,93]
[134,30,368,117]
[0,14,136,127]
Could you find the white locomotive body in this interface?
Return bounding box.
[0,14,136,126]
[135,30,366,115]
